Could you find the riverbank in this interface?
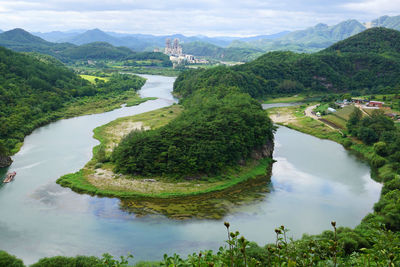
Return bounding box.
[266,104,396,182]
[1,85,155,162]
[57,104,274,201]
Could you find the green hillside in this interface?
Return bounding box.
[323,27,400,56]
[0,28,75,56]
[182,41,263,62]
[174,28,400,99]
[58,42,132,61]
[0,46,145,157]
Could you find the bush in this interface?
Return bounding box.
[370,154,386,168]
[30,255,102,267]
[0,251,24,267]
[343,139,353,148]
[374,141,388,157]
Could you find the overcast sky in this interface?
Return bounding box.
[0,0,399,36]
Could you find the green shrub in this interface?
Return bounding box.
[0,251,24,267]
[370,154,386,168]
[30,255,102,267]
[343,139,353,148]
[374,141,388,156]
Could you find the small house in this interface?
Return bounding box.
[367,101,384,108]
[327,107,336,113]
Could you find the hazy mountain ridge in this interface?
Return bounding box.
[372,15,400,30]
[229,15,400,53]
[0,29,170,63]
[35,28,291,50]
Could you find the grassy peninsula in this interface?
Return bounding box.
[57,104,273,202]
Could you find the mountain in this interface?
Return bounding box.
[238,31,290,42]
[58,42,133,60]
[0,28,170,64]
[230,19,366,53]
[0,28,75,55]
[372,15,400,31]
[59,28,121,45]
[174,28,400,99]
[323,27,400,56]
[0,29,3,33]
[182,41,263,62]
[33,30,83,42]
[280,20,366,45]
[36,29,291,51]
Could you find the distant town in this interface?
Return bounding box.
[156,38,209,66]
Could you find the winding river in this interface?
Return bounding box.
[0,75,381,264]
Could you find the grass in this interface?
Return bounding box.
[322,105,357,129]
[268,103,398,183]
[57,158,273,199]
[59,91,156,119]
[263,95,306,104]
[57,104,274,201]
[80,74,109,84]
[267,105,344,143]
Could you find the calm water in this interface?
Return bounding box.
[0,75,381,264]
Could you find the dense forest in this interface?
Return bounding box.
[112,86,274,177]
[174,28,400,99]
[0,46,145,158]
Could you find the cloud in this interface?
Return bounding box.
[0,0,397,36]
[343,0,400,15]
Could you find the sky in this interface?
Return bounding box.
[0,0,399,36]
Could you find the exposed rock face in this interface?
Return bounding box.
[251,140,274,160]
[0,155,12,168]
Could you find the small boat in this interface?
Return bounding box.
[3,171,16,183]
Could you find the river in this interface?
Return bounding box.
[0,75,381,264]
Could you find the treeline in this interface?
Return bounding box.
[0,46,145,156]
[174,28,400,99]
[112,86,274,177]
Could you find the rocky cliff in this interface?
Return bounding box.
[0,155,12,168]
[251,140,274,160]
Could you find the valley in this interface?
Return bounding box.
[0,10,400,266]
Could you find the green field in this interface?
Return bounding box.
[80,74,109,84]
[263,95,306,104]
[323,105,357,129]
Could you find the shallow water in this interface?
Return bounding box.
[0,76,381,264]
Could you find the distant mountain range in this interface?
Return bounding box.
[0,15,399,62]
[33,28,290,51]
[229,15,400,53]
[0,28,171,63]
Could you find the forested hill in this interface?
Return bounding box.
[182,41,264,62]
[323,27,400,55]
[174,28,400,99]
[0,46,145,159]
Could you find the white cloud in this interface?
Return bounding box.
[0,0,398,36]
[343,0,400,15]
